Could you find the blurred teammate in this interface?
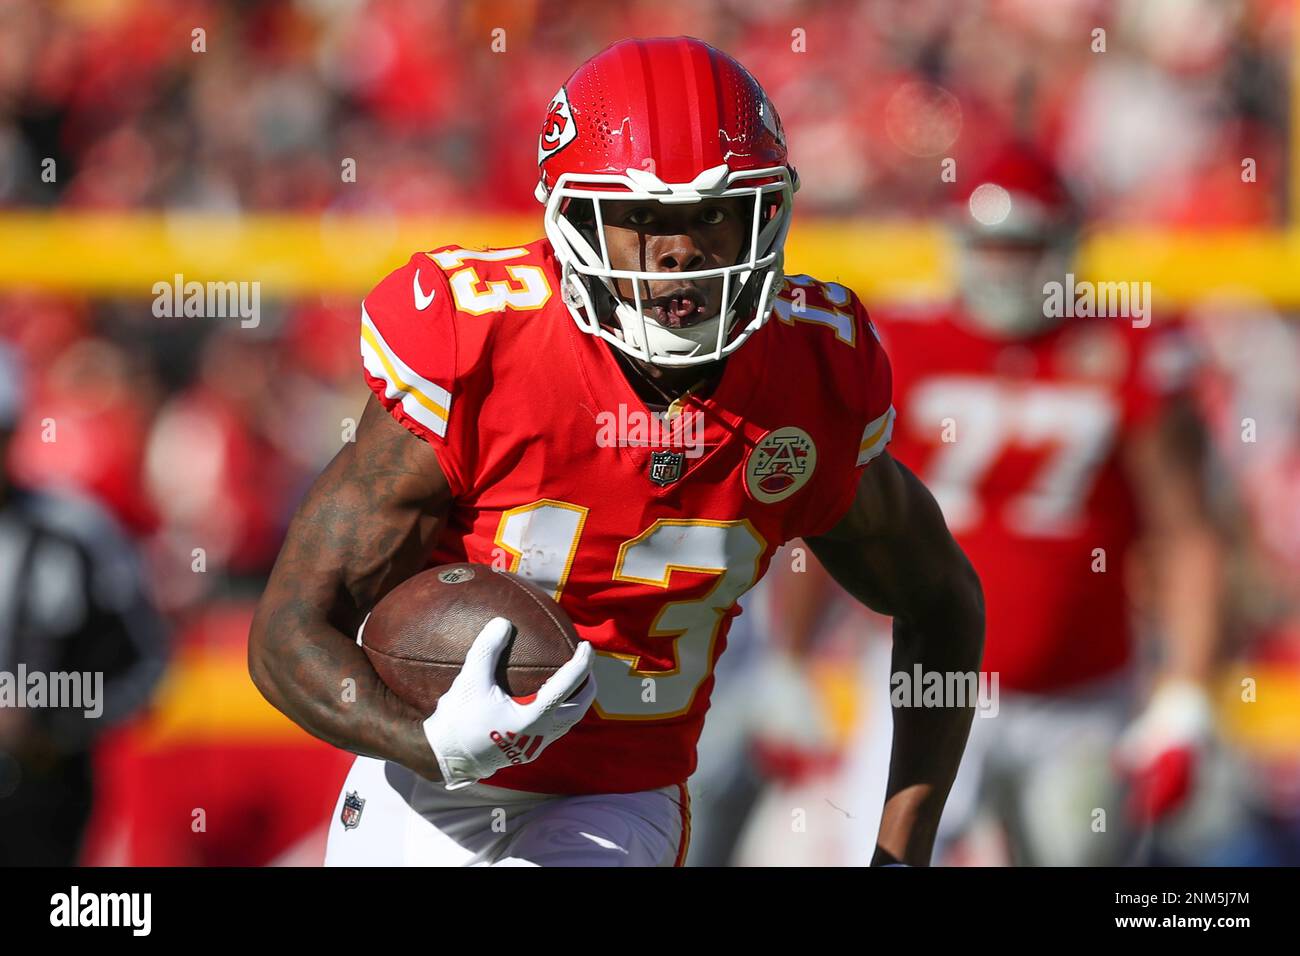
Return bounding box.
[824,143,1224,865]
[0,344,168,865]
[684,549,841,866]
[682,578,773,866]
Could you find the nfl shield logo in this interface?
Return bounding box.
[340,791,365,830]
[649,451,684,486]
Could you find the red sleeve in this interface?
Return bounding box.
[359,253,470,498]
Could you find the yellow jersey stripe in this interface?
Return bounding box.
[361,325,449,421]
[360,307,452,437]
[857,405,896,465]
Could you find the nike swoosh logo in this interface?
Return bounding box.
[413,270,436,311]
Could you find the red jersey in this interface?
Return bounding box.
[874,303,1188,693]
[360,240,893,794]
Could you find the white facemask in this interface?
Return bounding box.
[541,163,796,367]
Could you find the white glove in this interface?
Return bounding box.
[1115,680,1213,768]
[749,651,839,784]
[422,617,596,790]
[1114,680,1213,821]
[750,651,836,746]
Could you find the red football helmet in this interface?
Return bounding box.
[949,142,1081,337]
[537,37,798,367]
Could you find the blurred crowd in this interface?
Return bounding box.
[0,0,1297,865]
[0,0,1291,221]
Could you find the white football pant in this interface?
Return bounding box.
[325,755,690,867]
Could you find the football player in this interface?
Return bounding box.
[821,142,1225,865]
[248,37,984,867]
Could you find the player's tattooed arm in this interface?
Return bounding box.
[249,396,451,781]
[805,451,984,866]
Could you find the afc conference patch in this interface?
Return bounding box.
[340,791,366,830]
[744,426,817,503]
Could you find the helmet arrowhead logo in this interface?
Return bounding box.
[538,87,577,165]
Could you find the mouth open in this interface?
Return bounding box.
[643,287,711,329]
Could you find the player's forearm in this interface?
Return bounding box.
[873,566,984,865]
[250,399,454,778]
[249,605,443,781]
[807,455,985,863]
[1151,523,1221,686]
[1124,410,1222,688]
[248,479,441,779]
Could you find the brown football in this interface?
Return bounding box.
[360,563,581,714]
